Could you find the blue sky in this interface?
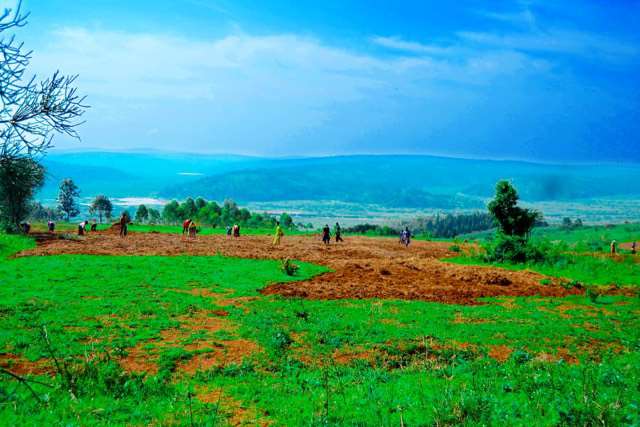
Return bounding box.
[8,0,640,162]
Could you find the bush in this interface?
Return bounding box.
[483,234,547,264]
[449,244,462,253]
[281,258,299,276]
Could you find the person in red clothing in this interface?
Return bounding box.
[182,219,192,235]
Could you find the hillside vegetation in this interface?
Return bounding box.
[39,153,640,211]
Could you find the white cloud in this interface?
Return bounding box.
[459,29,638,61]
[371,36,453,56]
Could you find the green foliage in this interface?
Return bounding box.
[135,204,149,223]
[1,234,639,425]
[57,178,80,221]
[0,157,45,231]
[89,195,113,223]
[28,201,62,222]
[488,180,540,237]
[281,258,299,276]
[482,233,550,264]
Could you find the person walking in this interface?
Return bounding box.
[334,222,343,243]
[322,224,331,245]
[632,241,637,255]
[273,221,284,246]
[47,220,55,233]
[402,226,412,247]
[119,213,129,237]
[610,240,617,255]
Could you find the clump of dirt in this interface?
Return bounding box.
[488,345,512,362]
[20,233,584,305]
[0,353,54,376]
[179,339,258,374]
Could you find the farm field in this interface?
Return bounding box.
[1,229,639,425]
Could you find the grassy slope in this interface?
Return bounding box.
[453,223,640,287]
[1,233,639,425]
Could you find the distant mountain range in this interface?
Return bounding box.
[38,151,640,210]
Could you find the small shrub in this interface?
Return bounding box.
[562,280,584,290]
[483,234,547,264]
[281,258,299,276]
[511,349,532,364]
[540,278,552,286]
[271,329,293,352]
[449,244,462,253]
[586,287,601,304]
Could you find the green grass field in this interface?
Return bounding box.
[462,223,640,253]
[1,231,639,425]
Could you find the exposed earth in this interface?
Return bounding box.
[19,231,582,305]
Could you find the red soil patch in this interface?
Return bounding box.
[488,345,512,362]
[20,233,583,305]
[178,339,258,374]
[118,309,259,375]
[0,353,54,376]
[332,346,374,366]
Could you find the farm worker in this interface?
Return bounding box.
[334,222,343,242]
[182,219,192,235]
[233,224,240,238]
[322,225,331,245]
[632,242,637,255]
[90,221,97,232]
[21,222,31,234]
[47,220,55,233]
[402,227,412,247]
[78,220,87,236]
[610,240,617,255]
[119,213,128,237]
[226,225,232,238]
[273,221,284,246]
[188,221,198,238]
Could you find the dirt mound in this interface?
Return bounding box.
[19,232,582,304]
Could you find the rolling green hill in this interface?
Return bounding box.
[38,152,640,213]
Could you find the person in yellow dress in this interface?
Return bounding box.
[273,221,284,246]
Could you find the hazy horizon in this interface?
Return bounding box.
[12,0,640,163]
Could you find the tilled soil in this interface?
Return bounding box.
[19,232,583,304]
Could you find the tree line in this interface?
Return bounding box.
[344,212,497,238]
[25,182,298,230]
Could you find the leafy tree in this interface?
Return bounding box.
[0,3,86,231]
[562,217,573,229]
[0,157,44,231]
[195,197,207,210]
[57,179,80,222]
[280,213,294,229]
[488,181,540,238]
[89,195,113,223]
[28,201,62,222]
[162,200,180,224]
[148,208,161,224]
[135,204,149,223]
[180,198,197,219]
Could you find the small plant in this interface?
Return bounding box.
[586,287,601,304]
[540,278,552,286]
[281,258,299,276]
[562,280,583,290]
[449,244,462,253]
[271,329,293,353]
